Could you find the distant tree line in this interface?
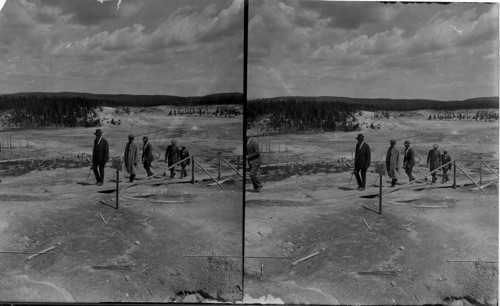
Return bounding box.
[247,99,377,132]
[1,92,244,107]
[427,110,499,121]
[168,106,241,117]
[248,97,499,133]
[0,96,101,128]
[0,92,243,128]
[263,96,498,111]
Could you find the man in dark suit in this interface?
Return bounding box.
[92,129,109,186]
[354,133,371,191]
[142,136,154,177]
[179,145,190,178]
[441,149,452,183]
[403,140,415,182]
[165,139,180,179]
[246,136,262,192]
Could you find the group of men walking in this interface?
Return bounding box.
[353,133,452,190]
[92,129,190,185]
[92,129,453,191]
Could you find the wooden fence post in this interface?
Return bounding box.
[116,169,119,210]
[453,161,456,189]
[218,155,221,180]
[191,156,195,184]
[479,160,483,185]
[455,163,487,195]
[379,174,382,215]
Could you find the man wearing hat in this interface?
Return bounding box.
[165,139,180,179]
[124,135,140,182]
[246,136,263,192]
[403,140,415,182]
[92,129,109,186]
[441,149,452,183]
[179,144,190,178]
[426,144,441,184]
[354,133,371,191]
[386,139,401,187]
[142,136,154,177]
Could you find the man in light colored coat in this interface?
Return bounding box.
[427,144,441,184]
[124,135,140,182]
[386,139,401,187]
[403,140,415,182]
[246,136,262,192]
[165,139,180,179]
[441,149,452,183]
[179,145,190,178]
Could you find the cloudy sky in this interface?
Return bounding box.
[248,1,499,100]
[0,0,243,96]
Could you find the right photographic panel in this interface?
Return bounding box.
[245,1,499,305]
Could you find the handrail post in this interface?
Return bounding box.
[479,159,483,185]
[455,163,487,195]
[191,155,195,184]
[221,157,243,178]
[453,161,456,189]
[116,169,119,210]
[218,155,221,180]
[379,174,382,215]
[237,156,240,172]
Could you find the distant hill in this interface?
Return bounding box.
[247,96,499,134]
[0,92,243,107]
[0,92,243,129]
[251,96,499,111]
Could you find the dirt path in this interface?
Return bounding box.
[0,167,243,302]
[245,170,498,305]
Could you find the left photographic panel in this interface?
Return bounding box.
[0,0,244,303]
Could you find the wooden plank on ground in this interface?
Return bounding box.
[207,177,233,186]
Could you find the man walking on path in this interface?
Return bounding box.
[165,139,180,179]
[246,136,263,192]
[354,133,371,191]
[92,129,109,186]
[124,135,139,182]
[386,139,401,187]
[403,140,415,182]
[179,145,190,178]
[427,144,441,184]
[142,136,154,177]
[441,149,452,183]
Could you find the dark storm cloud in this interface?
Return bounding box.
[39,0,121,25]
[298,1,388,29]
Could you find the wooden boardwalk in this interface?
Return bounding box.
[47,170,240,195]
